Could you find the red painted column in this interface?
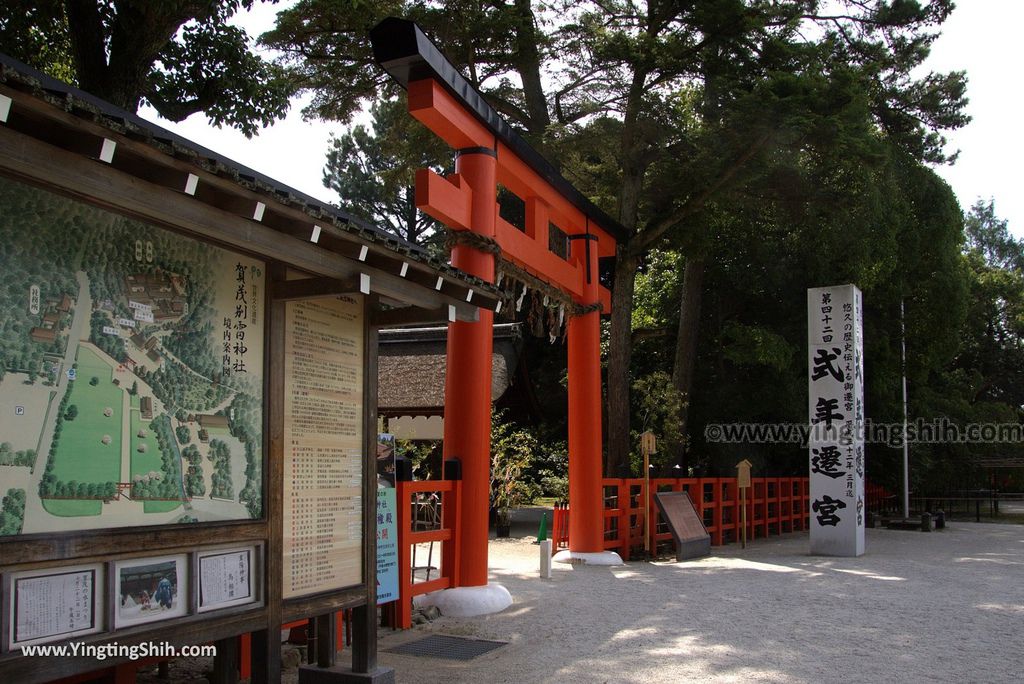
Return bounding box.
[567,235,604,552]
[443,149,496,587]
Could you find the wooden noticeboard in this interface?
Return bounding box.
[0,62,497,682]
[653,491,711,561]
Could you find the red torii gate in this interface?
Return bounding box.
[371,19,626,602]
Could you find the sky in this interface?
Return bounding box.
[138,1,1024,236]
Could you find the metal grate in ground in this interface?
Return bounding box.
[386,634,508,660]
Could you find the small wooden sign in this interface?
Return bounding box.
[736,459,753,489]
[640,431,657,455]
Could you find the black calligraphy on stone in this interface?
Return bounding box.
[811,446,844,479]
[812,495,847,527]
[811,347,845,382]
[812,397,844,429]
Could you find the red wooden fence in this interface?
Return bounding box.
[553,477,810,559]
[391,475,809,627]
[393,478,462,628]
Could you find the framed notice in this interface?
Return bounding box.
[114,554,188,628]
[283,296,365,599]
[8,564,103,649]
[197,546,257,612]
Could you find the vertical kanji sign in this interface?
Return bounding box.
[808,284,865,556]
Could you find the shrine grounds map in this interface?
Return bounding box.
[0,178,264,536]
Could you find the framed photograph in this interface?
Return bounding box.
[197,546,257,612]
[8,564,104,649]
[114,554,188,628]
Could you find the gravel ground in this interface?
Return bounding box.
[138,521,1024,683]
[376,522,1024,684]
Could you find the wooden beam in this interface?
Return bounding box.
[0,608,268,683]
[281,586,366,624]
[408,78,491,148]
[495,215,583,297]
[271,276,363,301]
[371,304,458,328]
[212,636,240,684]
[109,148,200,195]
[415,169,471,230]
[525,196,549,245]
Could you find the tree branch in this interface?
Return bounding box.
[629,130,772,256]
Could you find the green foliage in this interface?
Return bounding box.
[0,489,27,535]
[0,182,80,378]
[1,0,296,134]
[720,323,796,372]
[175,425,191,445]
[531,440,568,502]
[0,443,35,468]
[138,358,230,412]
[489,410,540,524]
[395,439,438,480]
[64,404,78,420]
[131,414,183,501]
[323,98,448,246]
[182,444,205,498]
[226,392,261,518]
[630,372,685,474]
[208,438,234,500]
[898,200,1024,492]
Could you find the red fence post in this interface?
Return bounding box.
[396,479,412,629]
[618,479,630,560]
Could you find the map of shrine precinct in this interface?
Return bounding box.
[0,187,264,536]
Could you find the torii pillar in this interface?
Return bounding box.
[443,147,498,588]
[562,234,607,557]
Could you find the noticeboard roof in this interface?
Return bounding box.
[0,51,501,315]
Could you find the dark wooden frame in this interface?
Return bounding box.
[0,76,485,683]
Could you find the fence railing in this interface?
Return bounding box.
[553,477,810,559]
[393,478,462,628]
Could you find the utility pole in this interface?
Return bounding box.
[901,298,910,520]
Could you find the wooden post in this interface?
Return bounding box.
[212,636,240,684]
[736,459,752,550]
[640,432,656,558]
[643,449,650,557]
[741,486,747,549]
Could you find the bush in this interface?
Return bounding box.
[490,410,540,526]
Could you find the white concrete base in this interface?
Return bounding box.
[552,550,624,566]
[412,583,513,617]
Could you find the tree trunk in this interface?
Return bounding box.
[604,69,649,475]
[512,0,551,138]
[671,258,706,468]
[404,185,419,244]
[606,249,639,476]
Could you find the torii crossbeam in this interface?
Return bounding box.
[371,18,626,611]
